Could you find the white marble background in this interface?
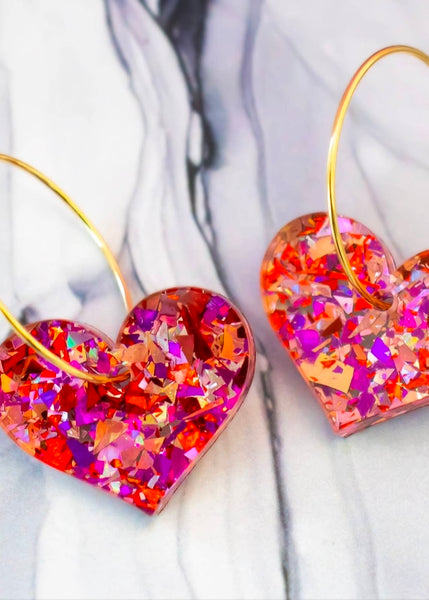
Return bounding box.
[0,1,429,599]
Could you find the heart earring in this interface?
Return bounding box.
[261,45,429,437]
[0,154,255,514]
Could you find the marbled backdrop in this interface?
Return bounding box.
[0,1,429,599]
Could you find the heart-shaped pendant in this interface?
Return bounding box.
[261,212,429,436]
[0,287,254,514]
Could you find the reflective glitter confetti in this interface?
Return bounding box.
[261,212,429,436]
[0,288,254,514]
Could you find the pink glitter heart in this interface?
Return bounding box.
[0,287,254,514]
[261,212,429,436]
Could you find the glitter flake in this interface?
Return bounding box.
[261,212,429,436]
[0,288,254,514]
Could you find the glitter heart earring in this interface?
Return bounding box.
[261,45,429,437]
[0,154,255,514]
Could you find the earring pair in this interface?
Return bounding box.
[0,155,255,515]
[261,45,429,436]
[1,44,427,514]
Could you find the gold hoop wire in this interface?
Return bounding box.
[0,153,133,383]
[327,45,429,311]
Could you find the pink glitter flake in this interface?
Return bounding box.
[0,287,254,514]
[261,212,429,436]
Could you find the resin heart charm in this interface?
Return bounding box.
[0,287,254,514]
[261,212,429,436]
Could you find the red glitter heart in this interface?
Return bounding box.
[0,287,254,514]
[261,213,429,436]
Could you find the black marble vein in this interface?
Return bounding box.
[105,1,290,597]
[259,350,292,599]
[106,0,222,296]
[142,0,220,258]
[148,2,291,597]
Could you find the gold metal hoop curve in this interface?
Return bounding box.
[0,154,133,383]
[327,45,429,311]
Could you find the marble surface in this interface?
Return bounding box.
[1,1,429,598]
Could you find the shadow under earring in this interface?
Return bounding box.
[261,45,429,437]
[0,154,255,514]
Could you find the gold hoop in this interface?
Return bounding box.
[327,45,429,311]
[0,154,133,383]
